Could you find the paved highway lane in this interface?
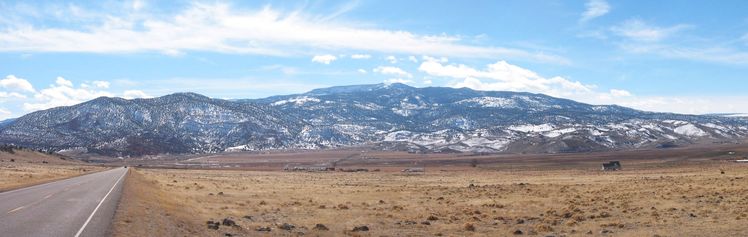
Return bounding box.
[0,167,128,237]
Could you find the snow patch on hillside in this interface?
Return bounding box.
[272,96,321,106]
[353,103,383,110]
[461,137,509,151]
[663,120,688,126]
[509,124,554,133]
[673,124,707,137]
[702,123,726,131]
[544,128,577,138]
[458,97,516,108]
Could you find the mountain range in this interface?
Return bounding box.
[1,83,746,157]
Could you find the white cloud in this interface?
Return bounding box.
[311,54,337,64]
[0,107,11,119]
[580,0,610,22]
[123,90,150,99]
[0,75,35,93]
[55,76,73,87]
[422,55,448,63]
[0,3,568,64]
[92,80,110,88]
[385,56,398,64]
[357,69,367,74]
[611,19,689,42]
[602,96,748,115]
[350,54,371,59]
[620,44,748,65]
[132,0,146,11]
[419,60,594,97]
[423,79,432,85]
[373,66,412,78]
[0,91,27,99]
[23,77,113,111]
[609,89,631,97]
[610,20,748,65]
[408,55,418,63]
[384,78,413,84]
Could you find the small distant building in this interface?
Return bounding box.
[735,159,748,163]
[602,161,622,171]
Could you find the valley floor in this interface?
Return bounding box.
[112,161,748,236]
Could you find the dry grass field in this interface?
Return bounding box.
[112,154,748,236]
[0,150,104,191]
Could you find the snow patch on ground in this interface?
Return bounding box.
[508,124,554,133]
[458,97,516,108]
[662,120,688,126]
[702,123,726,130]
[392,108,412,116]
[353,103,383,110]
[384,130,413,141]
[587,128,604,136]
[225,145,248,152]
[272,96,321,106]
[664,134,678,140]
[461,137,509,151]
[591,106,610,112]
[544,128,577,138]
[673,124,707,137]
[607,123,629,130]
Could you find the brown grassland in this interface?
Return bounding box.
[112,145,748,237]
[0,150,104,191]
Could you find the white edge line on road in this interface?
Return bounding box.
[7,206,25,214]
[74,168,128,237]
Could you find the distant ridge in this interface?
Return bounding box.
[1,83,746,156]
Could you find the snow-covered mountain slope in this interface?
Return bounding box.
[1,83,747,156]
[0,93,304,156]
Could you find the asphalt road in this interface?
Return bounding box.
[0,167,128,237]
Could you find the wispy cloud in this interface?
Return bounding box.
[384,78,413,84]
[580,0,610,22]
[350,54,371,59]
[0,107,11,119]
[621,44,748,65]
[311,54,337,64]
[373,66,412,78]
[0,2,568,64]
[611,19,690,42]
[611,95,748,115]
[123,90,150,99]
[610,19,748,65]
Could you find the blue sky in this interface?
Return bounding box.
[1,0,748,119]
